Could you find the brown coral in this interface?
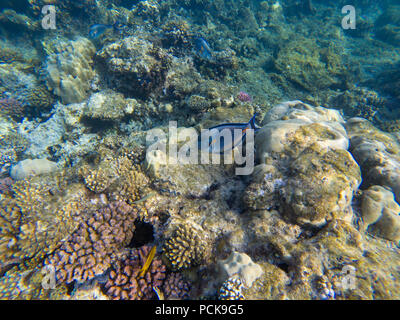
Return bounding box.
[104,245,166,300]
[163,223,207,270]
[46,201,139,284]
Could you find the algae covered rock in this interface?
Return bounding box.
[281,147,361,226]
[274,39,351,92]
[361,185,400,243]
[96,36,171,98]
[345,118,400,202]
[82,90,135,122]
[254,101,361,227]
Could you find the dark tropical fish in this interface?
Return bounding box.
[89,22,125,39]
[195,37,212,59]
[199,113,259,154]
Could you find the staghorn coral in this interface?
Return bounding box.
[163,223,207,270]
[104,245,166,300]
[162,272,191,300]
[46,201,139,284]
[43,37,96,104]
[219,276,245,300]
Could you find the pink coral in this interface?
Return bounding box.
[237,91,252,103]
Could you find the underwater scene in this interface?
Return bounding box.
[0,0,399,301]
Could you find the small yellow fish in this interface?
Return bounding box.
[138,245,157,278]
[153,286,164,300]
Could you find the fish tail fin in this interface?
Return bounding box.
[249,113,258,130]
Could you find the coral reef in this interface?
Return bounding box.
[0,98,24,119]
[10,158,58,180]
[0,172,87,270]
[328,88,386,124]
[104,246,166,300]
[0,0,400,301]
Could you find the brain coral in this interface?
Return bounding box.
[104,246,166,300]
[46,201,139,284]
[163,223,207,270]
[43,37,96,104]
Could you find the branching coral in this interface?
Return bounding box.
[104,246,166,300]
[163,223,207,270]
[46,201,139,284]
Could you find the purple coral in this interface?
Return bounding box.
[0,98,24,118]
[104,245,166,300]
[162,272,191,300]
[237,91,252,103]
[46,201,138,284]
